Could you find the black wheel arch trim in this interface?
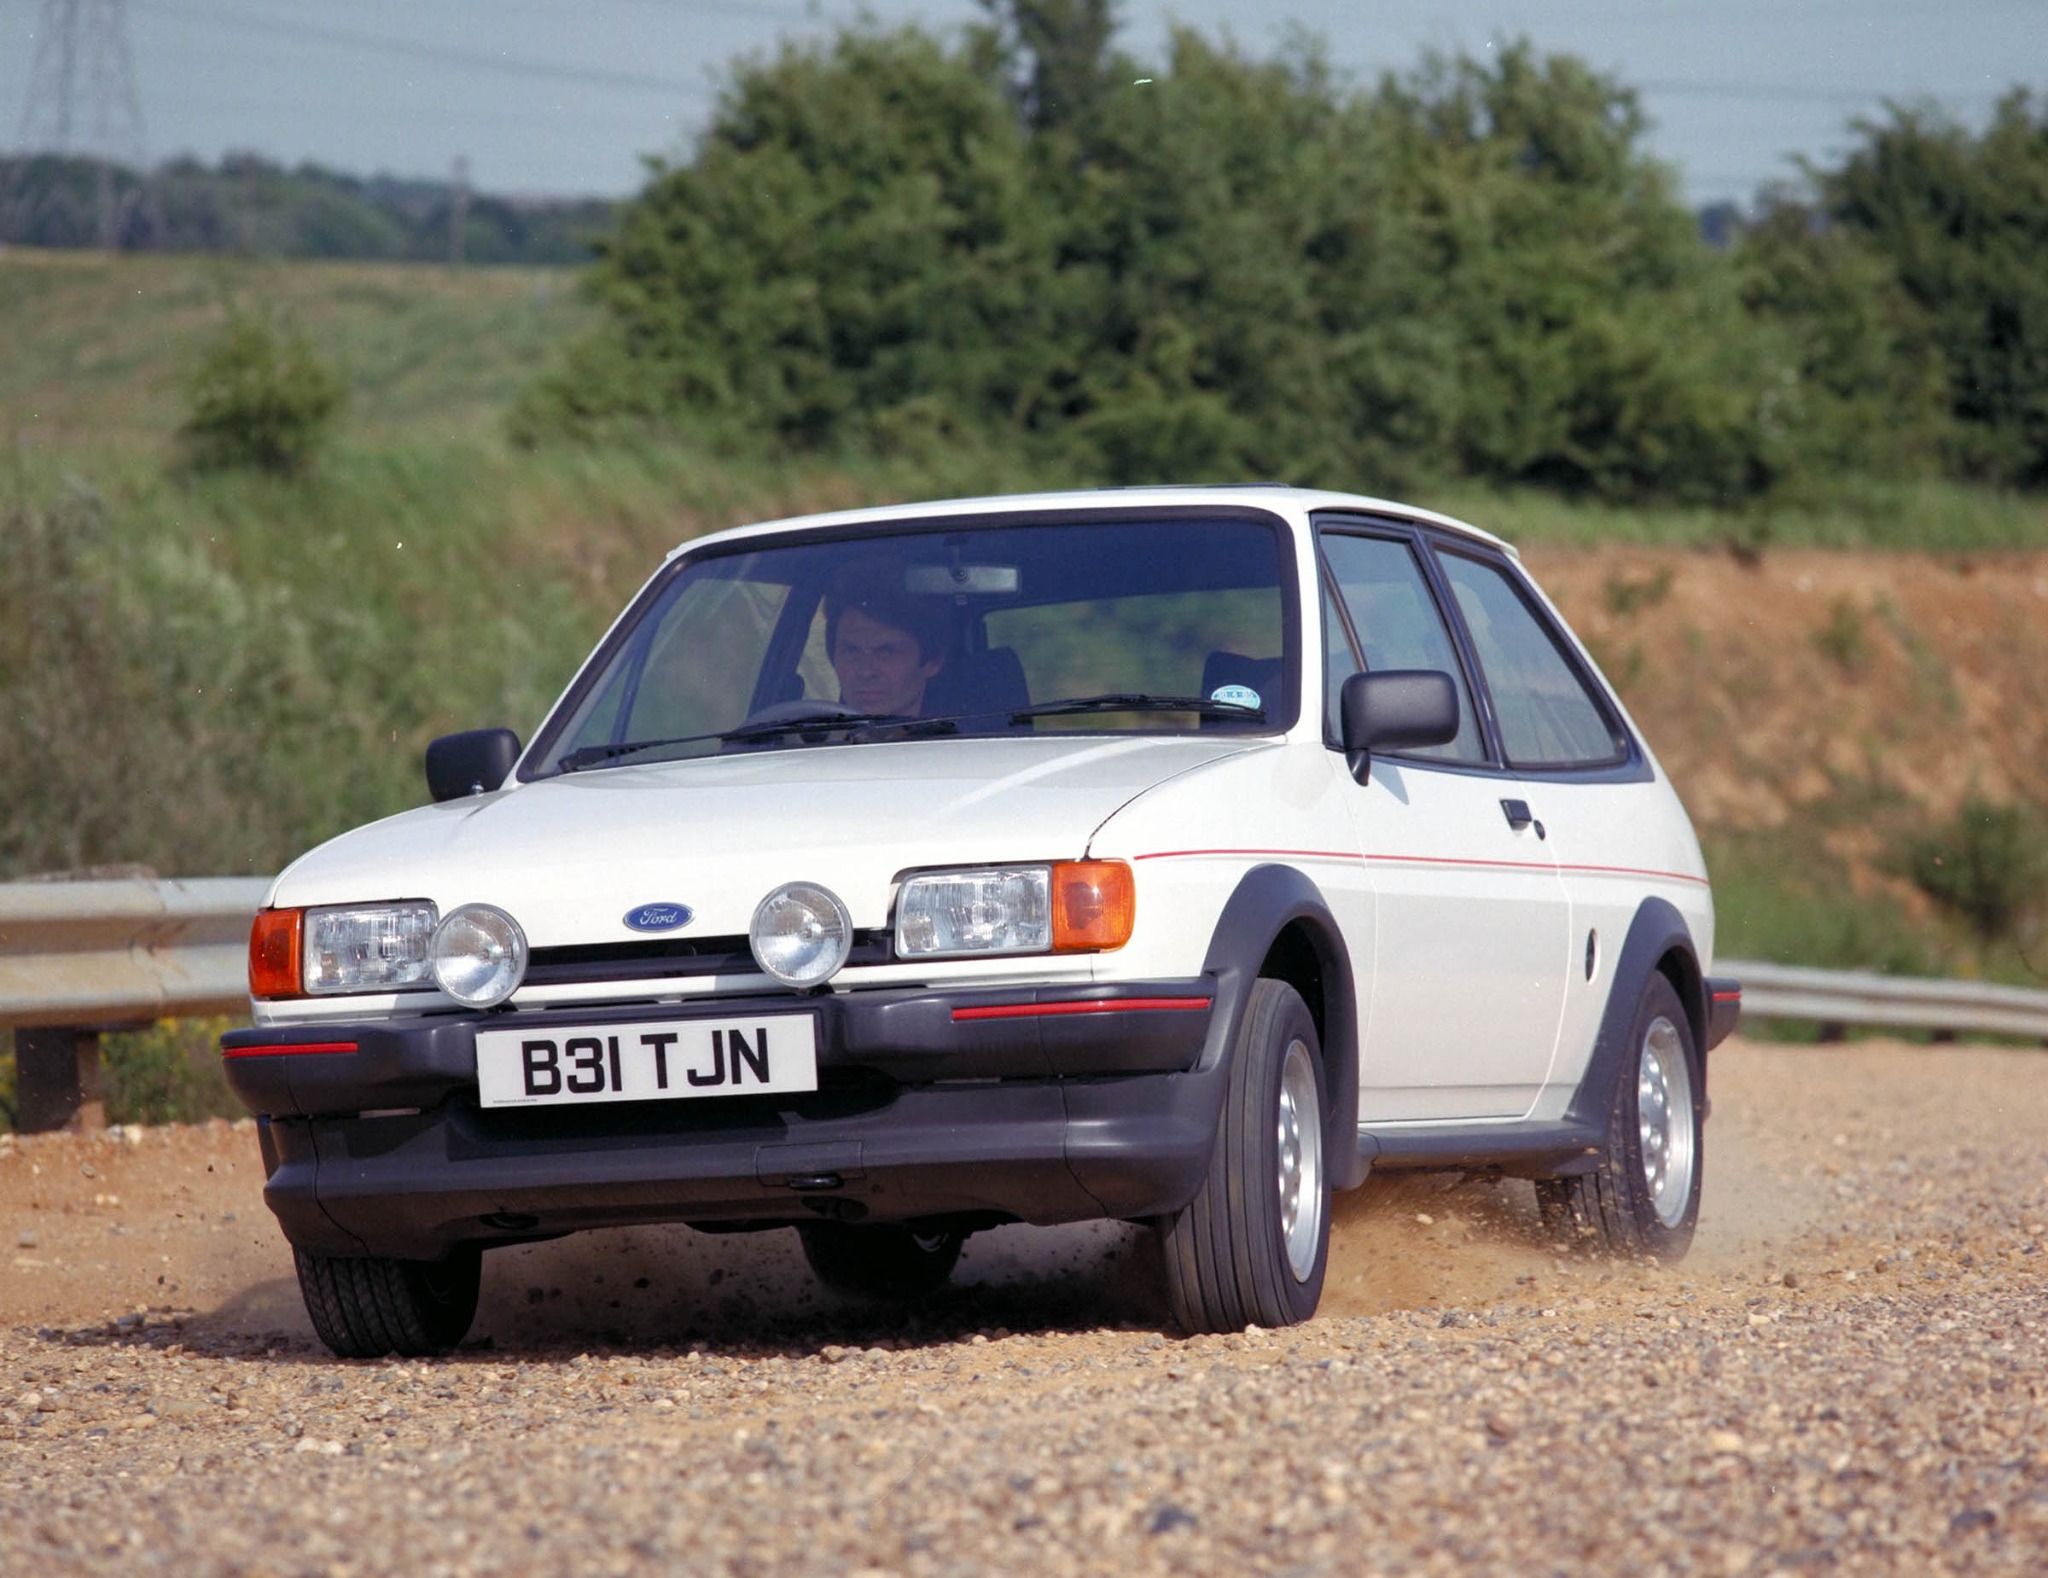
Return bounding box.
[1198,862,1366,1191]
[1565,895,1708,1137]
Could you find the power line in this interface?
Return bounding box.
[1638,76,2008,110]
[129,0,723,100]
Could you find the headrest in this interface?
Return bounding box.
[926,646,1029,721]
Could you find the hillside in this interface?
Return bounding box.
[2,250,2045,989]
[1530,547,2048,977]
[0,249,593,451]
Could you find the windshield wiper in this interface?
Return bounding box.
[557,708,947,773]
[1006,692,1266,724]
[555,694,1259,774]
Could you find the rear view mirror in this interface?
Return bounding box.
[904,563,1021,596]
[1340,670,1459,784]
[425,728,522,802]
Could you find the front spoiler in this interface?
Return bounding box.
[226,978,1242,1259]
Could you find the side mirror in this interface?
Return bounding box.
[425,728,522,802]
[1340,670,1459,784]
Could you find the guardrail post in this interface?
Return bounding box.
[12,1026,105,1132]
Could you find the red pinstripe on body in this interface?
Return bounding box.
[1132,848,1708,886]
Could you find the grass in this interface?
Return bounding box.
[0,431,1063,880]
[5,249,2045,552]
[1428,476,2048,552]
[0,249,594,453]
[1705,829,2048,989]
[1704,832,1941,977]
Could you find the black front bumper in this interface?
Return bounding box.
[223,978,1239,1259]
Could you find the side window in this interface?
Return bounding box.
[1437,552,1624,769]
[1319,534,1486,765]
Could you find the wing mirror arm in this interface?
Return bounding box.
[1339,671,1461,786]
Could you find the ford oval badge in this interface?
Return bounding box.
[624,903,694,934]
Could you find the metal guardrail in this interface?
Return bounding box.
[3,885,2046,1130]
[1721,958,2048,1042]
[0,876,268,1131]
[0,876,269,1029]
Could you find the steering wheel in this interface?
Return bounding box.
[734,700,868,731]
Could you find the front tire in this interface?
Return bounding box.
[1538,972,1703,1259]
[1157,978,1330,1333]
[294,1247,482,1358]
[796,1223,965,1299]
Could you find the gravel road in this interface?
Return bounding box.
[3,1037,2045,1575]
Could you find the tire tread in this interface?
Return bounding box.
[293,1248,479,1358]
[1542,974,1701,1261]
[1157,979,1328,1334]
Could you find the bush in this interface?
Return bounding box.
[1902,799,2048,943]
[102,1019,244,1126]
[179,307,344,473]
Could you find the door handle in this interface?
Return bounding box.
[1501,799,1546,839]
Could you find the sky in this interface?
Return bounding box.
[1,0,2039,207]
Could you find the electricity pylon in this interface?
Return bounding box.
[4,0,150,248]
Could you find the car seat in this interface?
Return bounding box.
[925,646,1030,726]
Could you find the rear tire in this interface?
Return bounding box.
[1538,972,1702,1259]
[294,1247,482,1358]
[796,1223,965,1299]
[1156,978,1330,1333]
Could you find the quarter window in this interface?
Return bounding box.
[1320,534,1486,765]
[1437,553,1624,768]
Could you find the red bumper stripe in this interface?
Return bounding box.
[951,997,1211,1022]
[221,1040,359,1060]
[1711,991,1742,1003]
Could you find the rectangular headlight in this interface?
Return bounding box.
[302,902,439,995]
[895,868,1051,958]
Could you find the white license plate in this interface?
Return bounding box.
[474,1015,818,1109]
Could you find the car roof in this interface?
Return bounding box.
[666,485,1515,560]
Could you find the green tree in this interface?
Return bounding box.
[519,21,1794,503]
[1820,92,2048,485]
[1347,45,1787,501]
[1733,197,1952,478]
[515,26,1060,455]
[975,0,1126,135]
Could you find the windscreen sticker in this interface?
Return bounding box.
[1209,683,1261,712]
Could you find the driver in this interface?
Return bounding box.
[825,570,949,718]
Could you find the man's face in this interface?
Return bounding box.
[831,604,940,716]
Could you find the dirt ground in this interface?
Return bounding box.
[3,1038,2045,1574]
[1525,547,2048,851]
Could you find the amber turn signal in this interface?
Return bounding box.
[1050,860,1135,952]
[249,908,304,999]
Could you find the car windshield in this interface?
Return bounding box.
[531,511,1297,775]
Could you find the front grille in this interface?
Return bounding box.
[525,931,893,986]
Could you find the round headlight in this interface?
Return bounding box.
[430,903,528,1008]
[750,882,852,988]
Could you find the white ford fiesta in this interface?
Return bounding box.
[222,487,1740,1356]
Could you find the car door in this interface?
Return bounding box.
[1318,524,1572,1123]
[1431,547,1711,1105]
